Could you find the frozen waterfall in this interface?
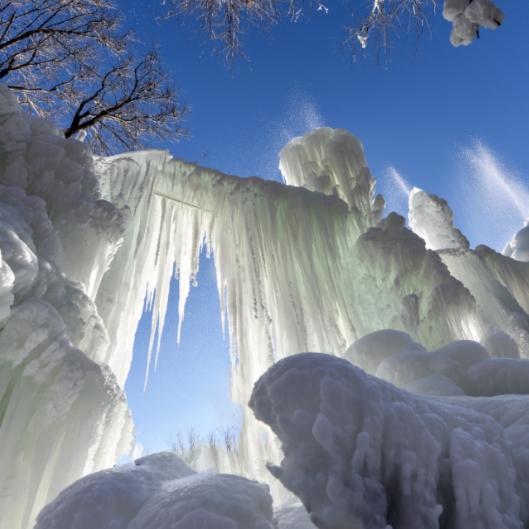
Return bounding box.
[2,81,529,528]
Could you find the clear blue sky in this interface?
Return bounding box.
[119,0,529,453]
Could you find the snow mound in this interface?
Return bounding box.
[35,452,277,529]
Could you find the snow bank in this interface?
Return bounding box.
[250,352,529,529]
[35,452,276,529]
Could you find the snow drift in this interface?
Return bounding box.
[35,452,276,529]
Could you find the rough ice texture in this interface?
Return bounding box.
[250,352,529,529]
[0,85,133,529]
[35,452,276,529]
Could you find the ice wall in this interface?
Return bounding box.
[0,86,134,529]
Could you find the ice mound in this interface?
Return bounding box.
[345,329,529,398]
[250,352,529,529]
[35,452,277,529]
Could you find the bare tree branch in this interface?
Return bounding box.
[0,0,188,154]
[162,0,441,63]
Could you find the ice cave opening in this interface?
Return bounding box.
[4,80,529,529]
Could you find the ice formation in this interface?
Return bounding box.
[0,86,133,529]
[443,0,504,46]
[250,350,529,529]
[503,221,529,263]
[94,125,529,498]
[34,452,276,529]
[3,78,529,528]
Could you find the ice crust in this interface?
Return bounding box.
[35,452,276,529]
[250,351,529,529]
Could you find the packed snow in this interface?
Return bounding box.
[2,79,529,528]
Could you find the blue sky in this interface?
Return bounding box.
[119,0,529,453]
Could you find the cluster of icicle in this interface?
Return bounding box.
[3,80,529,528]
[95,115,529,506]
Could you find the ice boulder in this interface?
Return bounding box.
[343,329,426,375]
